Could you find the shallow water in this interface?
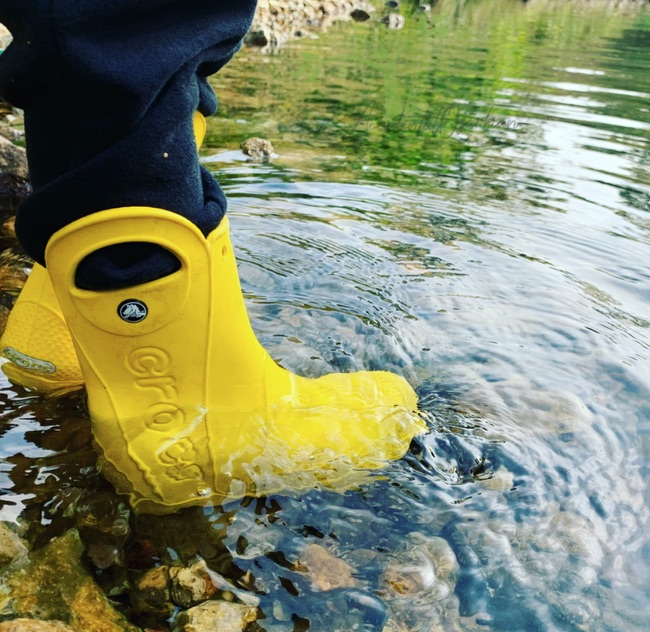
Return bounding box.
[1,0,649,630]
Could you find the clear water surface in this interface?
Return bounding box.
[0,1,649,630]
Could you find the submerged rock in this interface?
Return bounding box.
[381,621,409,632]
[0,523,28,568]
[0,621,75,632]
[478,465,515,492]
[130,558,260,623]
[169,561,219,609]
[0,530,138,632]
[130,565,173,619]
[76,492,131,571]
[297,543,359,591]
[381,533,461,628]
[383,534,458,600]
[171,601,257,632]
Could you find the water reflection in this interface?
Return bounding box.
[0,386,99,541]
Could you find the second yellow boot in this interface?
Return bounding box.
[1,263,83,396]
[45,207,425,512]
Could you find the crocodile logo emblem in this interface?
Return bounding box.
[118,299,148,323]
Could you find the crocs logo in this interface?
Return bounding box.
[127,348,180,409]
[159,438,203,482]
[126,347,205,489]
[118,299,148,323]
[3,347,56,375]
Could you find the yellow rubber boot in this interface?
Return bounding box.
[0,263,83,396]
[0,112,207,398]
[192,110,207,147]
[45,207,425,512]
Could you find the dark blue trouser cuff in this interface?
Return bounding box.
[0,0,257,288]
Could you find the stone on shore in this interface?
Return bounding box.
[0,134,30,200]
[240,138,275,163]
[249,1,377,48]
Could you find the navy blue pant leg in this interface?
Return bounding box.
[0,0,257,288]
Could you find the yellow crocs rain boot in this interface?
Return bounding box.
[45,207,425,512]
[192,110,207,147]
[1,263,83,396]
[0,112,208,398]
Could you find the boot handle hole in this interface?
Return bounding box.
[75,242,181,291]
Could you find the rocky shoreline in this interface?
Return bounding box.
[2,0,650,56]
[246,0,384,48]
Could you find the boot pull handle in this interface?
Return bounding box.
[45,207,213,337]
[45,207,210,276]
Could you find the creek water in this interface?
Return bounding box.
[1,1,649,630]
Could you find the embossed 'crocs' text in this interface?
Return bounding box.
[3,346,57,375]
